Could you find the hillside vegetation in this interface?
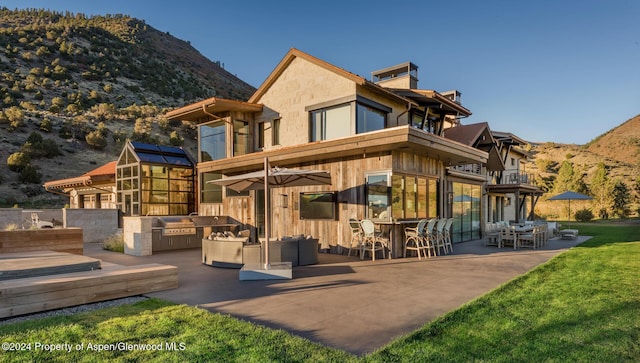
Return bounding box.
[526,114,640,219]
[0,8,255,206]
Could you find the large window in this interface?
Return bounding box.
[366,172,437,221]
[140,165,194,216]
[199,121,226,161]
[233,120,249,156]
[356,103,385,133]
[201,172,222,203]
[309,99,388,141]
[310,104,351,141]
[366,173,390,220]
[450,182,481,242]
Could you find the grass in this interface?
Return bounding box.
[1,223,638,362]
[366,223,640,362]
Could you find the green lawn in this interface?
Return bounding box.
[1,223,638,362]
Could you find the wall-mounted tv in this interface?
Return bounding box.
[299,192,336,220]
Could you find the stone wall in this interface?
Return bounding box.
[0,209,22,230]
[123,217,153,256]
[63,209,119,243]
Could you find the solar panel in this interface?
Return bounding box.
[130,141,161,152]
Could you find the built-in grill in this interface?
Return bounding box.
[157,216,196,236]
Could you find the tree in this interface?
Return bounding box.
[554,160,575,193]
[590,162,611,218]
[611,179,631,218]
[86,130,107,149]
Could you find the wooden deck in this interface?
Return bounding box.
[0,251,178,319]
[0,251,101,280]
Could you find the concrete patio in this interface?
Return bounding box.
[85,236,588,355]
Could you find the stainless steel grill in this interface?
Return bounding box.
[157,217,196,236]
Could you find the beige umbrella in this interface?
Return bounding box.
[208,157,331,267]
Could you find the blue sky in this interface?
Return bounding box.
[3,0,639,144]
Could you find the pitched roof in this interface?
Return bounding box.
[84,161,116,177]
[43,161,116,191]
[249,48,414,106]
[443,123,505,171]
[443,122,491,146]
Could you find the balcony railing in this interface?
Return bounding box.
[496,170,534,185]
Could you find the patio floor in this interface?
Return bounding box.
[84,236,588,355]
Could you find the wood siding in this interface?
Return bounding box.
[200,151,449,250]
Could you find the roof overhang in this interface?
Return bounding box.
[166,97,263,122]
[389,89,471,117]
[198,125,488,174]
[492,130,527,145]
[44,176,92,190]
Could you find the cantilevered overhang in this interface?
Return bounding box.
[166,97,263,122]
[486,184,544,195]
[44,176,91,190]
[389,89,471,117]
[199,125,488,174]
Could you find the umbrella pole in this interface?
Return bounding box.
[264,157,270,269]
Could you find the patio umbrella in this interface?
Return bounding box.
[208,157,331,268]
[547,190,593,228]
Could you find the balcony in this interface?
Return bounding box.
[503,170,535,185]
[486,169,542,196]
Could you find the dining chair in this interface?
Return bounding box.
[484,222,501,247]
[517,225,537,249]
[347,219,363,257]
[443,218,455,253]
[499,226,518,249]
[404,219,429,259]
[433,218,449,255]
[359,219,388,261]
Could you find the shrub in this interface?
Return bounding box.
[86,130,107,149]
[4,223,19,231]
[7,152,31,171]
[169,130,183,146]
[575,208,594,222]
[102,233,124,253]
[19,164,42,184]
[40,117,52,132]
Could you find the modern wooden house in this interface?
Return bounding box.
[167,48,496,252]
[443,123,543,237]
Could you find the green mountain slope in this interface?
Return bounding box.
[0,8,255,206]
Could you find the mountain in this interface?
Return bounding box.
[0,8,255,207]
[526,114,640,219]
[585,114,640,166]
